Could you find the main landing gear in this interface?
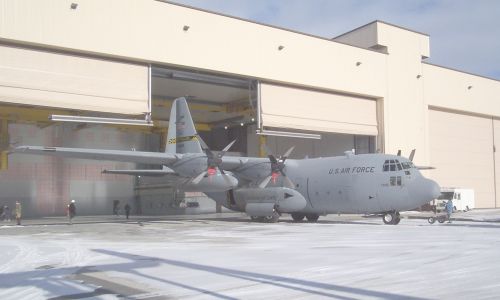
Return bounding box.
[291,213,320,222]
[250,211,280,223]
[382,211,401,225]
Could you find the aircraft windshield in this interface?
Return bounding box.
[383,159,414,172]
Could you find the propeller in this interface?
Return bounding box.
[396,149,414,161]
[401,148,434,169]
[409,149,416,162]
[191,137,236,185]
[259,146,296,189]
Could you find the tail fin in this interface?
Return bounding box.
[166,97,203,154]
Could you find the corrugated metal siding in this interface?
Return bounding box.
[429,109,495,208]
[260,83,378,136]
[0,44,149,114]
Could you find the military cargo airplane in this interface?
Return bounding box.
[14,97,440,224]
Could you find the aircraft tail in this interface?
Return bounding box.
[166,97,203,154]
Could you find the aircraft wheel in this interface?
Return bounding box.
[291,213,305,222]
[382,213,394,224]
[393,216,401,225]
[263,212,280,223]
[438,218,446,224]
[306,214,319,222]
[428,217,436,224]
[250,216,261,222]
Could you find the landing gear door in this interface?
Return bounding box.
[350,173,379,213]
[335,185,352,212]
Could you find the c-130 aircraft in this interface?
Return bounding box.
[14,97,440,224]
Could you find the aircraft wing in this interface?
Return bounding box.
[102,167,176,177]
[220,156,272,182]
[102,168,187,186]
[220,156,252,170]
[14,146,179,165]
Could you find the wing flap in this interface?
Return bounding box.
[102,168,176,177]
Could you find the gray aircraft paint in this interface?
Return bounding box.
[205,152,438,215]
[14,97,440,221]
[166,97,202,154]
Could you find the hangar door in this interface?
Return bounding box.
[260,83,378,136]
[0,44,149,114]
[429,109,496,208]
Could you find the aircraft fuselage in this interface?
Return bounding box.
[209,153,440,216]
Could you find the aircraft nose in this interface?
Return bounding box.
[426,179,441,200]
[408,178,441,206]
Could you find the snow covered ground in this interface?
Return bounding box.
[1,213,500,299]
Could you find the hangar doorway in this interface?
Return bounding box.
[429,108,497,208]
[151,66,257,154]
[147,68,379,212]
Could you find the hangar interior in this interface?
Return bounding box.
[1,0,499,217]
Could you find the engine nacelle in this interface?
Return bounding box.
[234,187,307,216]
[245,203,276,217]
[182,173,238,192]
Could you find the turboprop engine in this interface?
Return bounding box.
[233,187,307,217]
[183,172,238,192]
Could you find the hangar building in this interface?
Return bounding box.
[1,0,499,217]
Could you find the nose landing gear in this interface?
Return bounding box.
[382,211,401,225]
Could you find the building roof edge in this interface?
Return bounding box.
[423,61,500,83]
[157,0,385,55]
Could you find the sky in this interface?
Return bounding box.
[169,0,500,80]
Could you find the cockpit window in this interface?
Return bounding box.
[383,159,404,172]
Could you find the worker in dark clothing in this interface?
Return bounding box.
[68,200,76,224]
[445,199,454,223]
[15,201,22,225]
[2,205,11,222]
[124,203,131,220]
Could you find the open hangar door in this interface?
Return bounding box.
[429,108,497,208]
[0,43,154,217]
[247,82,378,159]
[139,67,257,213]
[151,66,257,154]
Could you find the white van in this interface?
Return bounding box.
[435,188,475,212]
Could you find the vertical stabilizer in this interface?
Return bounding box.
[166,97,203,154]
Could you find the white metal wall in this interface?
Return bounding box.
[0,44,149,114]
[429,109,496,208]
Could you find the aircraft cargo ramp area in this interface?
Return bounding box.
[1,211,500,299]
